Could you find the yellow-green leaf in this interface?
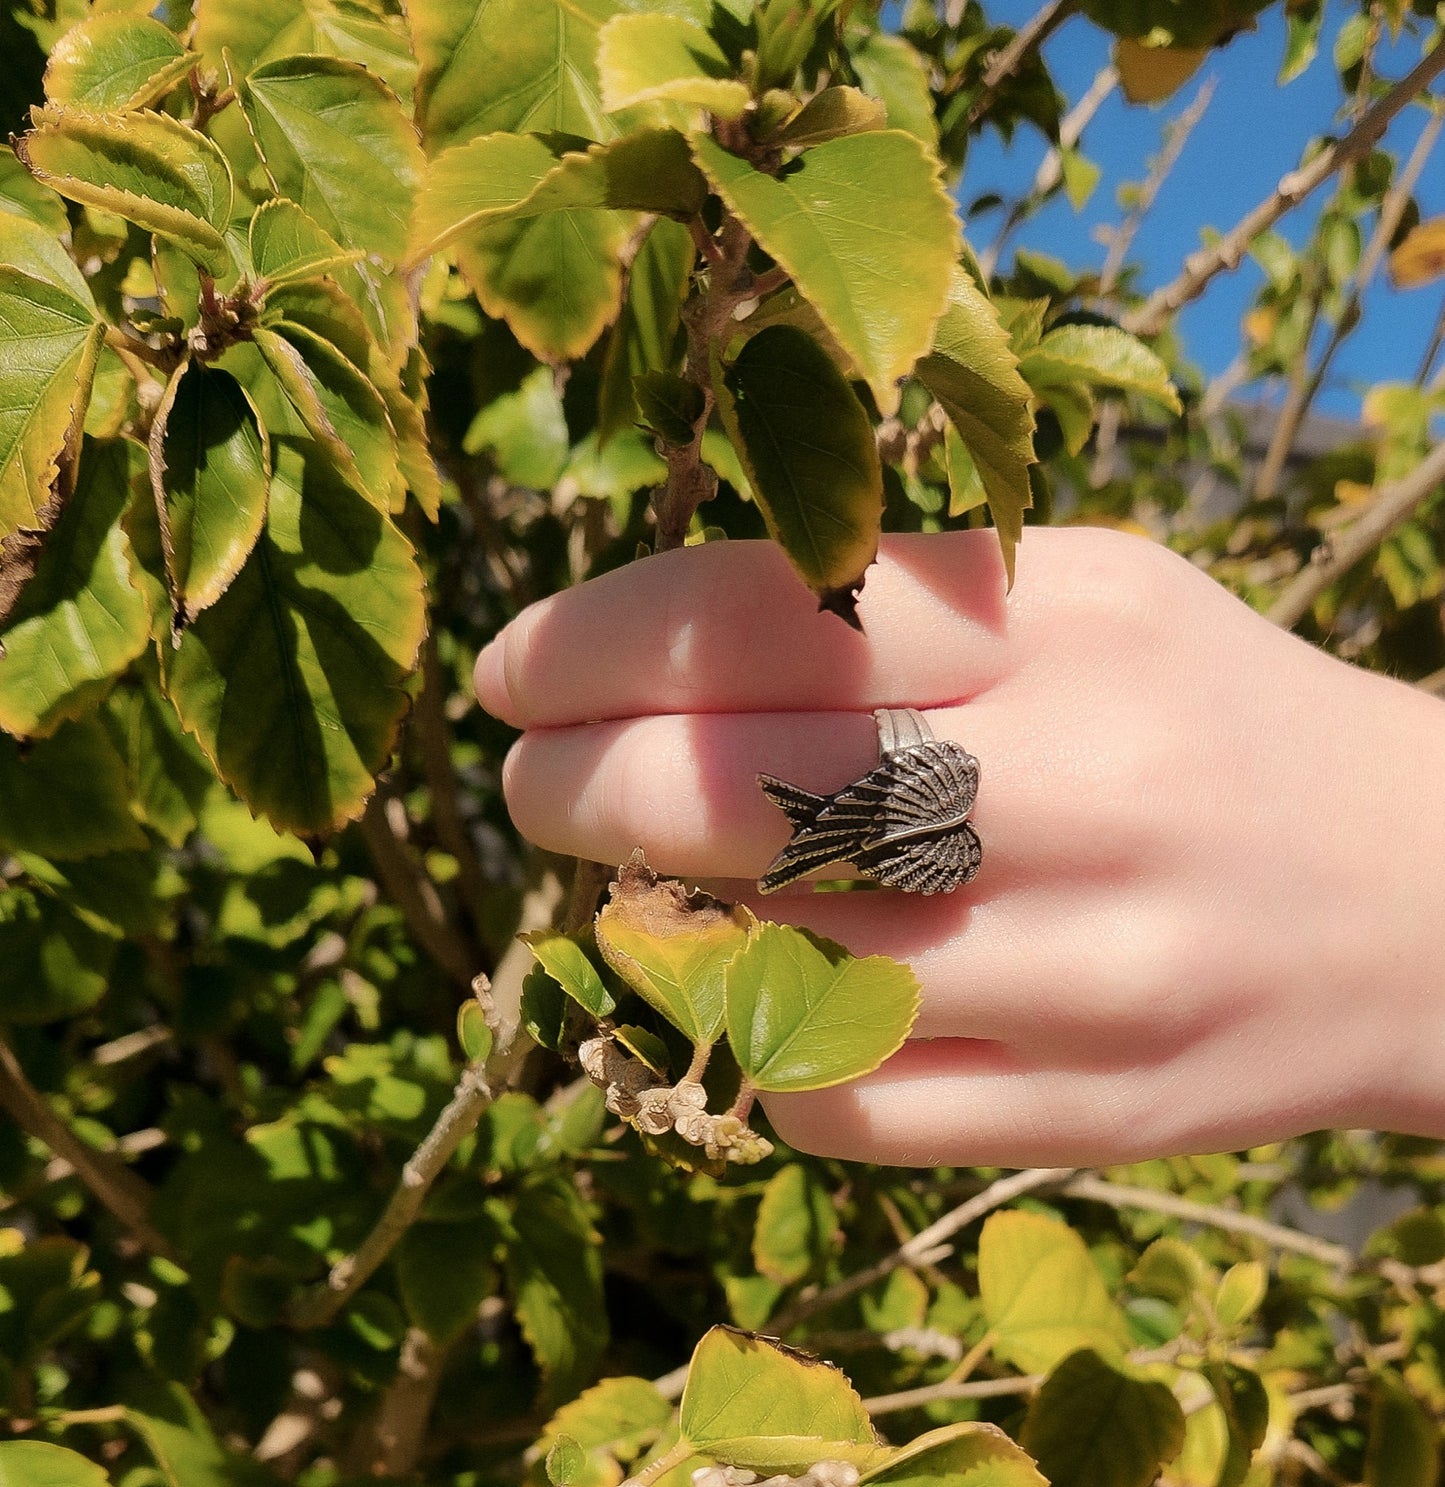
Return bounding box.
[0,1441,114,1486]
[693,129,958,414]
[44,14,199,113]
[752,1164,839,1286]
[522,931,616,1017]
[724,923,919,1093]
[595,854,753,1046]
[858,1423,1047,1487]
[1018,324,1181,416]
[1389,216,1445,289]
[597,14,750,119]
[916,269,1036,586]
[776,86,887,145]
[977,1210,1130,1374]
[18,106,233,275]
[249,197,363,287]
[1365,1371,1439,1487]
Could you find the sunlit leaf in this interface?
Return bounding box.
[0,143,69,234]
[776,87,887,145]
[521,931,615,1017]
[724,922,919,1093]
[595,854,754,1045]
[693,129,958,413]
[858,1423,1048,1487]
[1389,217,1445,289]
[1019,324,1181,415]
[849,31,938,146]
[18,107,233,274]
[0,438,148,738]
[44,14,199,112]
[249,198,363,287]
[238,54,423,261]
[752,1164,839,1286]
[717,324,882,626]
[597,14,750,118]
[1112,38,1208,103]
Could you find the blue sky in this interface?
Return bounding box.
[961,1,1444,416]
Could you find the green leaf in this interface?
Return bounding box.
[18,107,233,275]
[151,363,271,625]
[1213,1260,1267,1329]
[1205,1362,1268,1487]
[0,1442,113,1487]
[944,424,987,517]
[1127,1236,1215,1308]
[597,14,750,118]
[693,129,958,414]
[0,886,117,1024]
[547,1437,587,1487]
[1019,325,1181,416]
[252,323,399,513]
[196,0,417,104]
[752,1163,839,1285]
[777,86,887,145]
[397,1220,498,1342]
[533,1375,674,1487]
[413,0,622,152]
[598,216,693,445]
[0,144,69,235]
[717,324,882,626]
[44,14,199,112]
[0,437,147,739]
[977,1210,1130,1374]
[238,54,423,262]
[522,962,569,1052]
[1280,2,1322,83]
[122,1376,241,1487]
[521,931,616,1017]
[0,716,148,859]
[916,270,1037,587]
[456,202,635,362]
[112,668,215,848]
[679,1327,882,1472]
[464,365,570,488]
[849,32,939,146]
[858,1423,1047,1487]
[723,922,919,1093]
[457,1000,494,1064]
[249,198,363,287]
[1020,1349,1186,1487]
[146,437,425,837]
[501,1174,608,1403]
[1365,1371,1439,1487]
[410,128,705,262]
[634,372,705,447]
[595,855,753,1045]
[0,213,93,304]
[0,267,104,560]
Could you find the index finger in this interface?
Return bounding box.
[475,533,1012,728]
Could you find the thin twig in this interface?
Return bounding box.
[0,1036,178,1262]
[1255,104,1445,502]
[359,792,476,989]
[290,1034,500,1328]
[966,0,1079,126]
[1059,1174,1354,1267]
[1267,436,1445,628]
[863,1374,1041,1416]
[1125,45,1445,337]
[1416,296,1445,386]
[766,1168,1077,1337]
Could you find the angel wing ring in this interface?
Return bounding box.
[756,708,982,895]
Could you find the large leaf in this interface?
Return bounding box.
[1020,1349,1185,1487]
[595,855,754,1046]
[0,1441,113,1486]
[0,438,148,738]
[717,324,882,626]
[724,923,919,1093]
[693,129,958,414]
[252,323,399,513]
[1018,324,1181,416]
[17,107,233,275]
[196,0,417,103]
[410,128,705,262]
[122,1376,243,1487]
[859,1424,1046,1487]
[146,437,425,837]
[249,197,363,287]
[456,204,635,362]
[150,362,271,625]
[0,266,104,566]
[412,0,622,153]
[597,14,750,118]
[43,14,200,112]
[238,54,423,261]
[977,1211,1130,1375]
[679,1327,882,1472]
[0,715,148,859]
[916,270,1037,587]
[0,212,93,303]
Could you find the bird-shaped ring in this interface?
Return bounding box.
[756,708,982,895]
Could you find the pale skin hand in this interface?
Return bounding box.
[475,527,1445,1168]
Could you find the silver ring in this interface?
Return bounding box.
[757,708,982,895]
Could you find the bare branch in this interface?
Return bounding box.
[360,791,476,989]
[1267,436,1445,629]
[1125,46,1445,337]
[0,1035,178,1262]
[364,1327,448,1478]
[967,0,1079,127]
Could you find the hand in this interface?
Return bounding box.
[475,527,1445,1167]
